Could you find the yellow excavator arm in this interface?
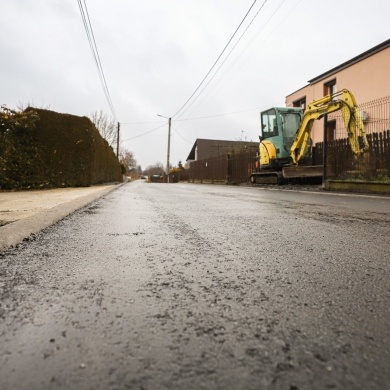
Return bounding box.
[290,89,369,165]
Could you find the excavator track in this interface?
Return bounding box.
[250,171,283,185]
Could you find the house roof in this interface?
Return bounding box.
[186,138,258,161]
[309,39,390,84]
[286,39,390,98]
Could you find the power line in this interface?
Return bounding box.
[175,105,269,122]
[175,0,270,120]
[120,120,165,125]
[121,123,167,142]
[172,0,258,119]
[170,124,193,144]
[77,0,117,121]
[122,102,281,143]
[168,98,284,148]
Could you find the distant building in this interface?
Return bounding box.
[186,138,258,162]
[285,39,390,144]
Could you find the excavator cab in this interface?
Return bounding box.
[259,107,303,169]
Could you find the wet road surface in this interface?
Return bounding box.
[1,182,389,389]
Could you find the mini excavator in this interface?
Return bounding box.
[250,89,369,184]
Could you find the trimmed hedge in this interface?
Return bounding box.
[0,107,122,189]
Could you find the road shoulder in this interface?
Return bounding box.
[0,184,123,252]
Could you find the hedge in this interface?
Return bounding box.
[0,107,122,189]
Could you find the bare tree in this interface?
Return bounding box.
[90,110,117,148]
[119,148,137,175]
[143,162,165,177]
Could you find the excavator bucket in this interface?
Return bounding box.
[282,165,323,179]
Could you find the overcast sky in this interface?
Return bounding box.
[1,0,389,170]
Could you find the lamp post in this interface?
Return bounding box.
[157,114,172,183]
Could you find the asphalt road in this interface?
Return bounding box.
[1,182,389,390]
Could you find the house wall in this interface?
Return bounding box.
[285,46,390,144]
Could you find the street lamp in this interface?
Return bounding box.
[157,114,172,183]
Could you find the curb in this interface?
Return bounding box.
[325,180,390,194]
[0,183,122,252]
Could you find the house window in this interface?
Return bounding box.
[324,79,336,96]
[293,97,306,109]
[325,120,336,142]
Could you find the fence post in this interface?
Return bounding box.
[322,114,328,187]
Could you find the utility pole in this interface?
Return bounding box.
[117,122,120,158]
[157,114,172,183]
[167,117,171,183]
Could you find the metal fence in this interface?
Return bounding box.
[315,95,390,180]
[189,96,390,184]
